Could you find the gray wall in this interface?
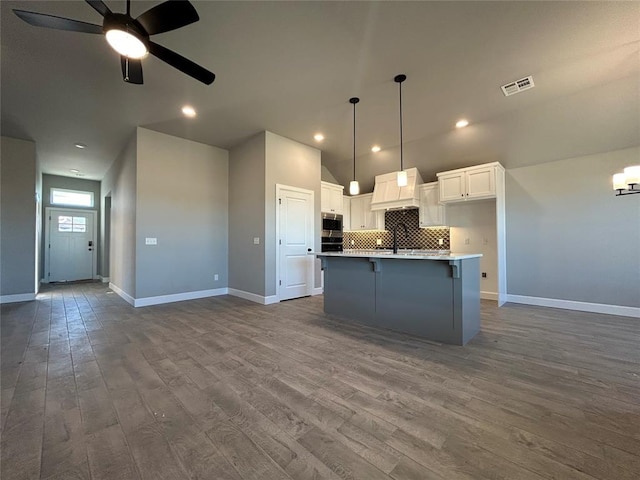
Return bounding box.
[41,174,101,280]
[0,137,37,298]
[229,132,266,296]
[321,165,339,184]
[101,133,137,297]
[265,131,322,295]
[506,146,640,307]
[448,200,498,296]
[135,128,229,299]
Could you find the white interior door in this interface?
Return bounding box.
[277,186,314,301]
[46,208,96,282]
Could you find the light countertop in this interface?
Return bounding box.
[312,249,482,261]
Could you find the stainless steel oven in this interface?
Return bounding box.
[321,213,343,252]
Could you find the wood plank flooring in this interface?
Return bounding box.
[1,282,639,479]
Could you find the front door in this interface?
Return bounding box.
[277,186,314,301]
[46,208,96,282]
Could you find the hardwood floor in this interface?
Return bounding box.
[1,282,639,480]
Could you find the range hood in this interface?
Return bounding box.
[370,167,424,211]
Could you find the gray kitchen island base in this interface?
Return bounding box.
[319,255,481,345]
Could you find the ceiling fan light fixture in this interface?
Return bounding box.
[105,28,148,58]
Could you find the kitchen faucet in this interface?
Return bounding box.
[392,223,409,254]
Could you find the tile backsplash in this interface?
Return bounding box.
[344,209,450,250]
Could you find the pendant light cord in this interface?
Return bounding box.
[353,100,356,181]
[399,79,403,171]
[395,74,406,172]
[349,97,360,182]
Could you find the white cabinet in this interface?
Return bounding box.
[419,182,446,227]
[342,196,351,231]
[321,182,344,214]
[350,193,385,231]
[437,163,501,203]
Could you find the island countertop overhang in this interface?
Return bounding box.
[311,250,482,261]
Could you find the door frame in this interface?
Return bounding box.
[44,207,98,283]
[275,184,315,302]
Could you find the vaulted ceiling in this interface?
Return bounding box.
[2,1,638,190]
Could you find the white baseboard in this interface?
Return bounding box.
[0,292,36,304]
[134,288,228,307]
[312,287,323,296]
[109,282,135,306]
[98,276,110,283]
[228,288,279,305]
[480,291,498,301]
[506,294,640,318]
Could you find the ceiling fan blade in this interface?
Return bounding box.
[121,57,143,85]
[135,0,199,36]
[85,0,112,17]
[148,41,214,85]
[13,10,103,34]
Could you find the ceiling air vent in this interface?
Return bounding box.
[501,75,535,96]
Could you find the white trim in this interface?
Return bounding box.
[228,288,279,305]
[98,276,110,283]
[506,294,640,318]
[312,287,323,296]
[109,282,135,306]
[134,288,228,307]
[0,293,36,304]
[480,291,498,301]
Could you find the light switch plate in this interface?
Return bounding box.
[145,237,157,245]
[253,237,260,245]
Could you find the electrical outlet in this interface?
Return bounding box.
[253,237,260,245]
[376,238,382,245]
[214,274,219,281]
[145,237,157,245]
[482,272,487,278]
[465,238,470,245]
[438,238,444,246]
[351,239,355,246]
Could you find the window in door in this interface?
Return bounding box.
[57,216,87,233]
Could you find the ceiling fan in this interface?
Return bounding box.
[13,0,215,85]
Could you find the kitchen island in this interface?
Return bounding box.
[315,250,482,345]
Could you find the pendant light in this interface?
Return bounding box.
[349,97,360,195]
[395,74,408,187]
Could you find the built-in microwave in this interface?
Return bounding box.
[322,213,343,232]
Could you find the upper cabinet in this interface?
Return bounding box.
[437,162,504,203]
[419,182,446,227]
[350,193,385,231]
[321,181,344,214]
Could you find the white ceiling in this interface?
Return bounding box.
[2,1,639,188]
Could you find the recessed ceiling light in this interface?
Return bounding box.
[371,145,381,153]
[314,133,324,142]
[70,169,80,174]
[182,105,197,117]
[74,143,87,149]
[456,119,469,128]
